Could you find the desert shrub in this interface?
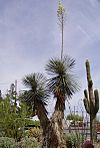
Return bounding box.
[0,137,41,148]
[66,114,83,121]
[25,120,40,127]
[0,129,5,137]
[0,137,16,148]
[0,97,32,141]
[65,132,84,148]
[17,137,41,148]
[29,127,41,138]
[26,127,42,142]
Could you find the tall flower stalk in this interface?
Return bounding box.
[57,1,66,60]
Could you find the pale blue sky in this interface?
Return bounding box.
[0,0,100,113]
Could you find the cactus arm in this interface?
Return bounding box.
[86,60,92,82]
[94,89,99,114]
[83,98,90,114]
[86,60,94,103]
[84,89,90,114]
[84,89,88,99]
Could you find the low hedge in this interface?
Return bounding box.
[0,137,41,148]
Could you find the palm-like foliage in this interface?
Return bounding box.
[46,56,79,110]
[21,73,50,135]
[21,73,49,115]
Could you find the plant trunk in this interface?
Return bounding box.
[51,96,66,148]
[36,102,50,135]
[36,96,67,147]
[42,111,67,148]
[90,115,97,144]
[43,96,66,148]
[36,102,58,147]
[42,97,67,148]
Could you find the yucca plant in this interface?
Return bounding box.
[45,55,79,147]
[21,73,50,135]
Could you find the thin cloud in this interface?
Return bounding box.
[0,0,100,111]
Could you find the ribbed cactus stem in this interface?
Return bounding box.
[83,90,90,114]
[84,89,88,99]
[83,99,89,114]
[83,60,99,144]
[86,60,94,105]
[94,89,99,114]
[86,60,92,82]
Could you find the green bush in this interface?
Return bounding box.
[66,114,83,121]
[0,137,16,148]
[65,132,84,148]
[17,137,41,148]
[0,137,41,148]
[25,119,40,127]
[0,97,29,140]
[25,127,42,142]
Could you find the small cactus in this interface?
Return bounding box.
[83,60,99,144]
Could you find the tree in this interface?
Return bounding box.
[20,0,79,145]
[46,56,79,115]
[20,2,79,146]
[66,114,83,121]
[21,73,51,144]
[9,81,17,109]
[45,55,79,147]
[21,57,79,147]
[0,95,30,141]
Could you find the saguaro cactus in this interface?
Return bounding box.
[83,60,99,144]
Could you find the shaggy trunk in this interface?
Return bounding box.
[47,94,66,148]
[36,92,67,148]
[42,119,64,148]
[40,96,67,148]
[36,102,60,147]
[36,102,50,135]
[51,95,66,148]
[36,101,63,148]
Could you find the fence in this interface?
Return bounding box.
[63,121,100,140]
